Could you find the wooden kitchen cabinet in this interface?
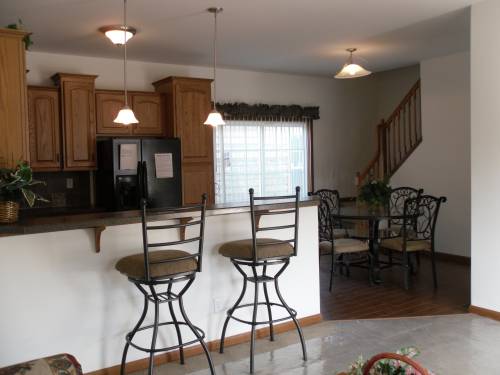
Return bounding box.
[0,28,30,169]
[53,73,98,171]
[27,87,61,171]
[95,90,164,136]
[153,77,214,204]
[95,90,129,135]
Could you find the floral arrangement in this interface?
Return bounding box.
[0,162,48,207]
[339,347,434,375]
[358,178,391,209]
[6,19,33,50]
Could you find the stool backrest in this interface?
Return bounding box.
[249,186,300,262]
[140,194,207,281]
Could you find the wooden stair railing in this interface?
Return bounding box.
[356,80,421,186]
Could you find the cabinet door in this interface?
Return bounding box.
[174,81,213,163]
[182,163,214,204]
[61,80,97,170]
[0,29,29,168]
[28,88,61,171]
[95,91,131,135]
[131,93,164,136]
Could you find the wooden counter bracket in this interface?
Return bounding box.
[94,226,106,253]
[179,217,192,241]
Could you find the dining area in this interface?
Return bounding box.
[308,180,464,320]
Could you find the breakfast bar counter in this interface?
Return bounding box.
[0,198,320,372]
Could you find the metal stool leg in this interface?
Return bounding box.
[167,283,184,365]
[274,261,307,361]
[178,292,215,375]
[120,294,149,375]
[148,289,160,375]
[220,263,248,353]
[262,263,274,341]
[249,266,260,373]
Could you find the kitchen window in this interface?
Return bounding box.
[214,119,311,204]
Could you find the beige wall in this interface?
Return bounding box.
[392,52,471,257]
[471,0,500,312]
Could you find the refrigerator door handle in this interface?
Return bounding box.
[142,161,149,201]
[137,161,143,205]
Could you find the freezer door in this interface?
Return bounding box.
[140,138,182,208]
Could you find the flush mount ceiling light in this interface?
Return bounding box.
[204,7,225,127]
[100,25,137,45]
[335,48,372,79]
[113,0,138,125]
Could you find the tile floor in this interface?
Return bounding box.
[134,314,500,374]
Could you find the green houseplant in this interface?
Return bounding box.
[358,178,391,210]
[6,19,33,50]
[0,162,48,223]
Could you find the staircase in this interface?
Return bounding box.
[356,80,422,186]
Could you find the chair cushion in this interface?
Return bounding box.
[319,238,369,255]
[380,237,431,252]
[115,250,197,280]
[219,238,294,260]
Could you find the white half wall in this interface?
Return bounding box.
[0,206,319,371]
[471,0,500,312]
[26,51,378,197]
[391,52,471,257]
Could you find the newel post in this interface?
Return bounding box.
[379,119,388,177]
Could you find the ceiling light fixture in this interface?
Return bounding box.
[204,7,225,127]
[335,48,371,79]
[100,25,137,45]
[113,0,138,125]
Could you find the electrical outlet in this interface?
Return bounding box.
[213,297,225,313]
[66,178,74,189]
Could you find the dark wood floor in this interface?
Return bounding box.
[320,253,470,320]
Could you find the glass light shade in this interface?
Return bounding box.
[113,106,139,125]
[204,110,225,127]
[105,29,134,45]
[335,63,371,79]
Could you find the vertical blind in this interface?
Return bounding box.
[215,119,308,204]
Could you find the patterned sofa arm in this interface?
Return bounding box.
[0,354,82,375]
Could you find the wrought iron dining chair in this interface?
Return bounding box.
[310,189,370,291]
[380,195,447,290]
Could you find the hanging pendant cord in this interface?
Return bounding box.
[123,0,128,106]
[213,10,218,110]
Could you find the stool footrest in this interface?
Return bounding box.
[227,301,297,326]
[248,275,274,283]
[126,321,205,353]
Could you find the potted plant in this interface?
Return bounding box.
[5,19,33,50]
[0,162,48,223]
[358,178,391,211]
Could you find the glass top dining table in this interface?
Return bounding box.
[331,206,418,283]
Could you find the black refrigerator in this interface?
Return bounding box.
[96,138,182,210]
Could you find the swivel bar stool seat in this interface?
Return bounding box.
[115,195,215,375]
[218,187,307,373]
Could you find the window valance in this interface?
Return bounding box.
[217,102,320,121]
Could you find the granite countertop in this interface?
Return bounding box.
[0,197,319,237]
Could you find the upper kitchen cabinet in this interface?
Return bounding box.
[95,90,129,136]
[0,28,30,169]
[95,90,164,136]
[53,73,97,170]
[27,87,61,171]
[153,77,213,163]
[131,93,164,136]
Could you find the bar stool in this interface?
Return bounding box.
[115,195,215,375]
[218,187,307,373]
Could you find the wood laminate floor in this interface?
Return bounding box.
[320,253,470,320]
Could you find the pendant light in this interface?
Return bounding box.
[100,25,137,45]
[114,0,139,125]
[335,48,371,79]
[204,7,225,127]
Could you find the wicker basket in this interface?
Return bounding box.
[0,201,20,223]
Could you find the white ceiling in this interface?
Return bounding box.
[0,0,476,76]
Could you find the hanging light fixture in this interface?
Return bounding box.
[334,48,371,79]
[204,7,225,127]
[114,0,139,125]
[100,25,137,45]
